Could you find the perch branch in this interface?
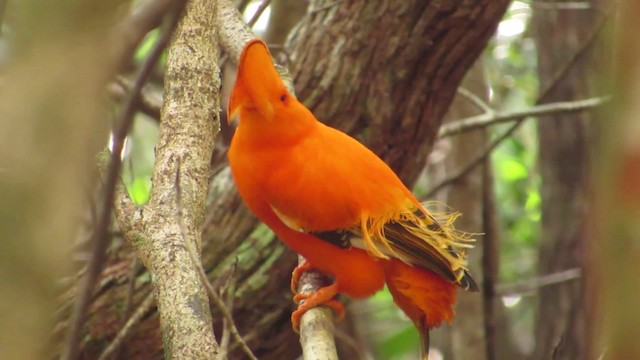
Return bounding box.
[296,255,339,360]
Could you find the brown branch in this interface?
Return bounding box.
[495,268,582,297]
[457,87,494,114]
[60,5,183,360]
[108,76,162,121]
[247,0,272,28]
[439,96,609,138]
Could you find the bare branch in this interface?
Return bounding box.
[439,96,609,138]
[247,0,272,28]
[456,87,494,114]
[495,268,582,297]
[108,76,162,121]
[217,0,257,62]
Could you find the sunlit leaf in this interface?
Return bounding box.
[498,158,528,181]
[128,176,151,205]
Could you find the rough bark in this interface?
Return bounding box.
[288,0,510,182]
[531,4,601,359]
[110,0,222,358]
[55,1,509,359]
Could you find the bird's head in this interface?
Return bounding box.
[228,39,292,123]
[228,39,316,141]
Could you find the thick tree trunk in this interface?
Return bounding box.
[289,0,510,182]
[55,1,509,359]
[531,4,601,359]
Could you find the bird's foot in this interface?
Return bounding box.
[291,283,344,332]
[290,260,315,293]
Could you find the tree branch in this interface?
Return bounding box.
[439,96,609,138]
[217,0,257,62]
[60,4,183,359]
[247,0,272,28]
[495,268,582,297]
[108,76,162,121]
[134,0,221,356]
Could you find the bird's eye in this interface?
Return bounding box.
[280,94,287,103]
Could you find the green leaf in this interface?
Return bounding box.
[498,158,528,181]
[128,177,151,205]
[134,29,159,61]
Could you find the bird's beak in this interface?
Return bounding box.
[227,39,279,123]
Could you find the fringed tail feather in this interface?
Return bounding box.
[358,203,478,291]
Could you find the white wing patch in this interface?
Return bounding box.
[270,204,305,232]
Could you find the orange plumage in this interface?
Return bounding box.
[227,39,477,358]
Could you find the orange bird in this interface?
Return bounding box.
[227,39,478,358]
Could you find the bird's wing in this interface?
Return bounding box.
[271,203,478,292]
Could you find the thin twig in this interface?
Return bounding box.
[219,276,237,359]
[426,12,608,197]
[97,292,155,360]
[174,161,258,360]
[247,0,272,28]
[108,76,162,121]
[495,268,582,297]
[439,96,609,138]
[457,87,494,114]
[60,4,184,360]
